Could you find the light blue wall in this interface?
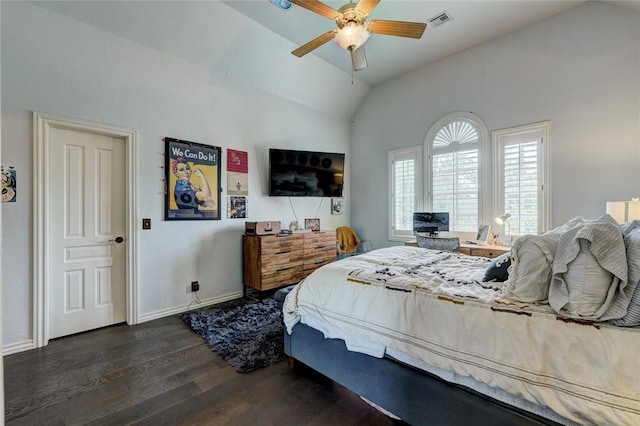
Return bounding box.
[351,1,640,248]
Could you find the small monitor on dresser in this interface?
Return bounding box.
[413,212,449,236]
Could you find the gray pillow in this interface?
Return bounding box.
[416,236,460,252]
[502,234,559,303]
[483,252,511,282]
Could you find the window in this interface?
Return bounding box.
[425,112,490,232]
[386,114,550,243]
[493,121,551,237]
[388,146,423,240]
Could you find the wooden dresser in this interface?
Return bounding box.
[242,230,337,291]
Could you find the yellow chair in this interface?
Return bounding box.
[336,226,373,259]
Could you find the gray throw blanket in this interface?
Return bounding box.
[550,214,629,321]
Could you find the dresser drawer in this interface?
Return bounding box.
[303,232,336,270]
[457,245,510,259]
[260,235,304,255]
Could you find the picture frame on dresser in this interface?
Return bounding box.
[164,137,222,221]
[476,224,490,244]
[305,218,320,232]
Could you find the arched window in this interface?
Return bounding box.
[425,112,489,232]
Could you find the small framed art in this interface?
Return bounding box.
[305,218,320,232]
[227,196,247,219]
[331,197,344,215]
[1,165,17,202]
[476,224,490,244]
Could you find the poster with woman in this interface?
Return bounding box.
[165,138,221,220]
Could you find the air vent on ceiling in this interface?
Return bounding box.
[269,0,294,12]
[428,11,453,27]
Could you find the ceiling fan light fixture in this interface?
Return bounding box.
[334,24,370,50]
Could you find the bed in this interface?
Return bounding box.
[282,215,640,425]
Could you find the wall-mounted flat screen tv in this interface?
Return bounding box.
[269,148,345,197]
[413,212,450,233]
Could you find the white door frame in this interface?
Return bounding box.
[33,112,138,347]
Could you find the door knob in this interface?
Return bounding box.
[109,236,124,243]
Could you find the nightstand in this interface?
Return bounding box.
[405,240,510,259]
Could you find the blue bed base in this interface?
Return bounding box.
[284,323,559,426]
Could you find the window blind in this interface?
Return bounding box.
[503,141,538,235]
[393,158,416,232]
[432,149,478,232]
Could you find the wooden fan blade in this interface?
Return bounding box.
[355,0,380,15]
[288,0,340,20]
[292,30,336,57]
[368,20,427,39]
[350,45,368,71]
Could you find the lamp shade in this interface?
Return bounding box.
[606,201,640,223]
[494,213,511,225]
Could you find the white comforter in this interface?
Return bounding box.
[283,246,640,426]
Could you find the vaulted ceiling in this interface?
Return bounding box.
[30,1,640,118]
[225,0,592,86]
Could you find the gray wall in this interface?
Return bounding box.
[0,2,368,350]
[351,1,640,248]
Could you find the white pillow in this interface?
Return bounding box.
[502,234,559,303]
[550,214,627,321]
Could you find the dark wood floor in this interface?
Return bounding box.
[4,314,401,425]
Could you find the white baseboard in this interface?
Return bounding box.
[2,340,36,356]
[2,292,245,354]
[137,291,244,324]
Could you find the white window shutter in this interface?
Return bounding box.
[388,146,423,240]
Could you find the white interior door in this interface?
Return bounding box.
[48,127,126,339]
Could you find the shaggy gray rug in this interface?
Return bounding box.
[179,297,285,373]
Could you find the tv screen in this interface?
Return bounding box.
[413,212,450,233]
[269,149,345,197]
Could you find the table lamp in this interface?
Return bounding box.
[494,213,512,245]
[606,198,640,224]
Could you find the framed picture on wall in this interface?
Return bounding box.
[331,197,343,215]
[1,165,17,202]
[227,196,248,219]
[165,137,221,220]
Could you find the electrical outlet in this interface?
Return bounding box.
[191,281,200,292]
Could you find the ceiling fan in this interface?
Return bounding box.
[288,0,427,72]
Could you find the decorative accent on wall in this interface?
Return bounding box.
[331,197,343,215]
[227,196,248,219]
[1,165,17,202]
[164,138,221,220]
[227,149,248,196]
